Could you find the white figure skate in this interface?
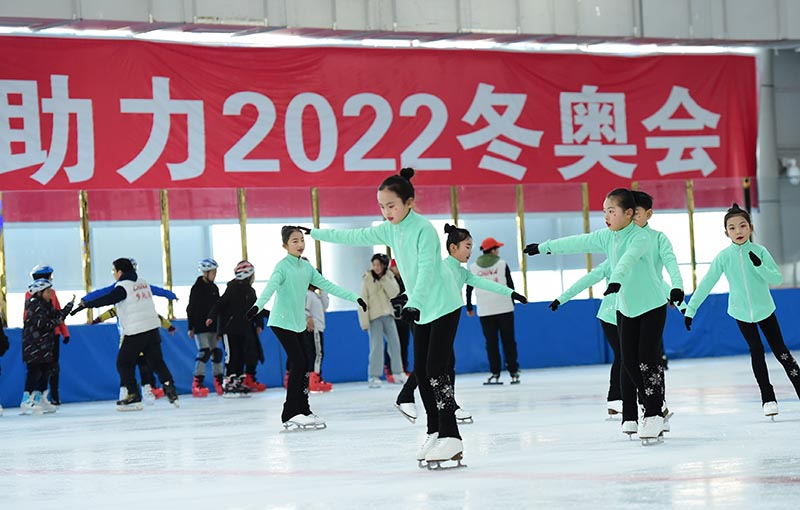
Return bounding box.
[621,420,638,439]
[141,384,156,406]
[395,402,417,423]
[424,437,466,470]
[638,415,665,446]
[607,400,623,420]
[282,414,326,431]
[763,401,778,421]
[416,433,439,468]
[455,407,473,424]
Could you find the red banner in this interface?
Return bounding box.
[0,36,757,194]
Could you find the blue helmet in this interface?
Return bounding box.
[198,258,219,272]
[28,278,53,295]
[30,265,54,279]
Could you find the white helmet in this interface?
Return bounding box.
[234,260,254,280]
[28,278,53,295]
[198,258,219,272]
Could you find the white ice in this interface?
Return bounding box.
[2,355,799,510]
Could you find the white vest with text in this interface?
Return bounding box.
[115,278,161,336]
[469,259,514,317]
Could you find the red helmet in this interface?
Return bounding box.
[234,260,254,280]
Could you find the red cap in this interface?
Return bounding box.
[480,237,504,252]
[389,258,397,268]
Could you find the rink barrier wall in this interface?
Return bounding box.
[1,289,799,407]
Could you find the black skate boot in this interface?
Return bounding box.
[116,393,143,412]
[483,373,503,385]
[162,381,180,408]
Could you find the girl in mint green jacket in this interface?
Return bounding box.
[250,226,364,429]
[525,188,671,439]
[309,168,470,466]
[685,204,800,417]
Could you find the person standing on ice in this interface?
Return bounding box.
[248,226,365,430]
[685,203,800,419]
[526,188,670,444]
[186,258,222,397]
[309,168,475,468]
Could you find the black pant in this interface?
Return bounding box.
[118,329,174,398]
[480,312,519,375]
[244,329,263,378]
[385,318,411,373]
[413,308,461,439]
[600,320,622,402]
[396,353,457,405]
[617,305,667,421]
[271,326,312,422]
[25,362,52,393]
[736,313,800,403]
[119,354,158,388]
[224,329,257,378]
[48,340,60,401]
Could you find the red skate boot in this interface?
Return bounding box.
[243,374,266,392]
[192,376,209,398]
[213,374,224,396]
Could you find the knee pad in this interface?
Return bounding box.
[211,347,223,364]
[196,348,211,363]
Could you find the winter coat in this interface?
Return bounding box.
[686,240,782,323]
[208,279,262,336]
[24,288,69,339]
[357,270,401,330]
[22,295,62,364]
[187,276,220,333]
[311,209,463,324]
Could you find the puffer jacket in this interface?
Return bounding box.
[357,270,400,330]
[22,295,62,364]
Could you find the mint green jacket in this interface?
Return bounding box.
[311,210,463,325]
[686,240,782,323]
[255,254,360,333]
[539,222,667,318]
[557,259,617,324]
[443,255,514,301]
[642,224,684,298]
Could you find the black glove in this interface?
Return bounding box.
[62,336,70,345]
[749,251,762,267]
[91,317,102,325]
[245,305,259,321]
[69,303,86,316]
[523,243,540,256]
[548,299,560,312]
[60,300,75,318]
[603,283,621,296]
[511,292,527,304]
[669,288,685,306]
[684,316,693,331]
[357,298,368,312]
[401,307,420,323]
[297,226,311,235]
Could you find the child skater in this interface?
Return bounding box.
[187,258,222,396]
[394,224,527,427]
[21,279,74,414]
[525,188,678,443]
[24,265,70,406]
[248,226,366,430]
[310,168,497,467]
[685,203,800,419]
[305,282,333,393]
[549,260,623,418]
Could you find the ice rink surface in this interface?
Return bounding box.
[2,355,800,510]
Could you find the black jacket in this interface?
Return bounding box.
[207,279,264,336]
[186,276,220,333]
